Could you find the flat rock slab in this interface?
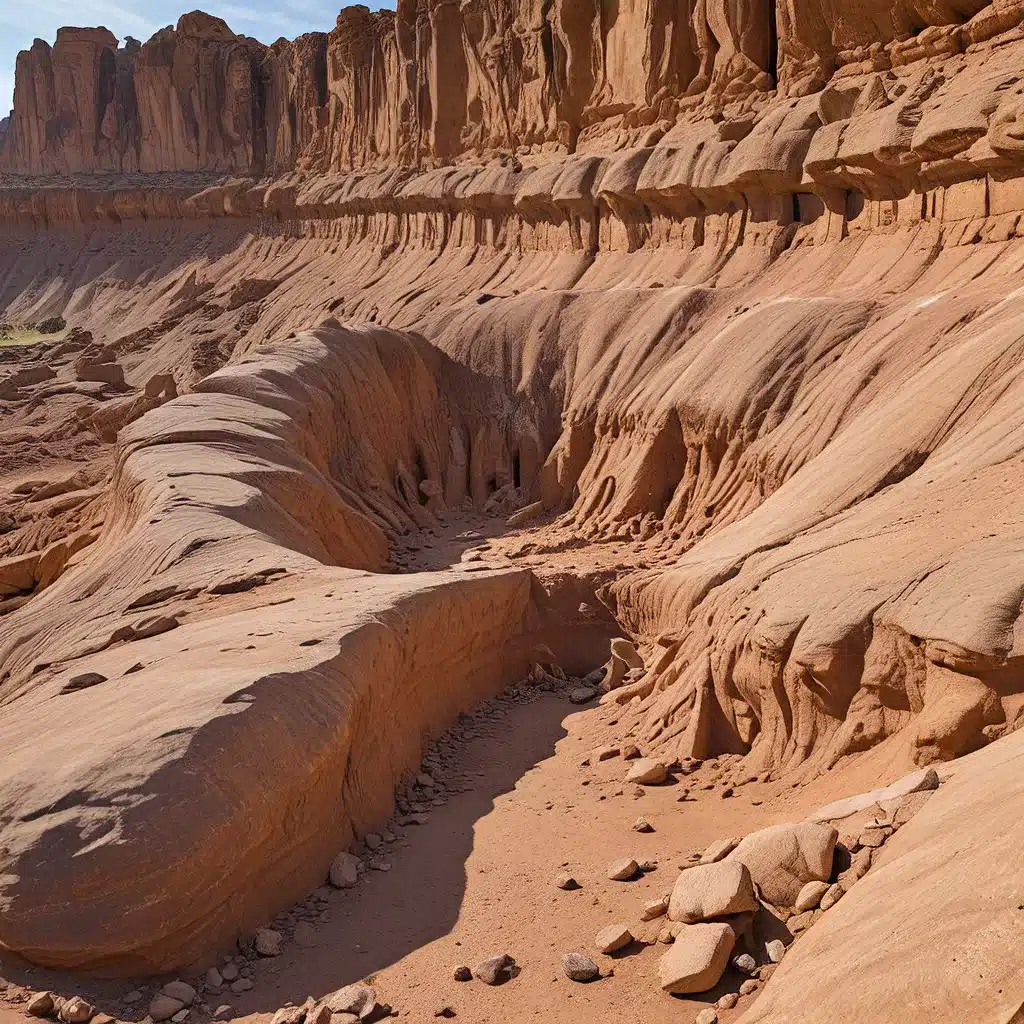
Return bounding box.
[659,922,736,994]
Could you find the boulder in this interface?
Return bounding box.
[668,861,758,924]
[658,922,736,994]
[726,822,838,907]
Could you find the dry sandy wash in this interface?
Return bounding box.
[3,1,1024,1023]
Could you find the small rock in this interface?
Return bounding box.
[858,827,890,849]
[766,939,787,963]
[434,1009,456,1019]
[92,1015,115,1024]
[161,983,196,1007]
[788,909,817,934]
[595,746,620,761]
[123,992,145,1005]
[230,980,254,995]
[622,744,641,760]
[699,838,740,865]
[739,979,760,996]
[255,927,283,957]
[473,954,517,985]
[720,788,734,799]
[212,1007,233,1020]
[695,1010,718,1024]
[324,983,377,1019]
[733,953,757,974]
[205,968,224,990]
[453,967,472,982]
[555,872,580,890]
[594,924,632,954]
[365,833,383,851]
[59,998,95,1024]
[607,857,640,881]
[416,773,435,787]
[625,758,668,785]
[633,816,654,833]
[794,880,829,913]
[305,1004,332,1024]
[641,896,669,921]
[270,1006,305,1024]
[819,882,845,911]
[561,953,600,982]
[569,686,597,704]
[717,993,739,1010]
[329,851,362,888]
[171,1012,189,1023]
[28,993,55,1017]
[220,964,239,982]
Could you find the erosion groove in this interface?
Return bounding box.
[3,2,1024,1022]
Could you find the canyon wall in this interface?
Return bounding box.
[7,0,1024,180]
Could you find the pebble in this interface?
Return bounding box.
[230,980,254,995]
[739,979,760,995]
[473,953,516,985]
[123,991,144,1004]
[594,924,632,954]
[595,746,620,761]
[633,816,654,833]
[212,1007,233,1019]
[220,963,239,982]
[694,1009,718,1024]
[434,1008,456,1019]
[204,968,223,990]
[607,857,640,881]
[766,939,787,963]
[717,993,739,1009]
[794,880,830,913]
[453,967,472,982]
[622,745,641,759]
[569,687,597,704]
[365,833,383,851]
[555,872,580,890]
[733,953,757,975]
[171,1012,189,1023]
[562,952,600,982]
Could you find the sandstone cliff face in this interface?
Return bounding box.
[7,0,1024,178]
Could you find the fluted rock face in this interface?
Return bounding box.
[5,0,1024,181]
[5,0,1019,176]
[0,29,138,173]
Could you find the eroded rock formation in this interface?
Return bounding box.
[4,1,1024,1020]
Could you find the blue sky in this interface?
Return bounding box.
[1,1,381,118]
